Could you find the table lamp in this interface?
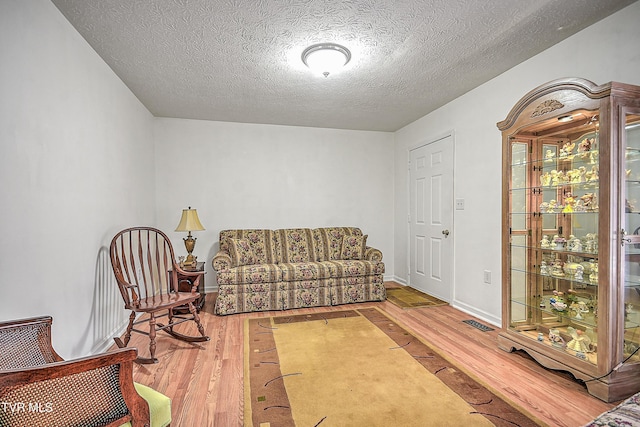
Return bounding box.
[175,206,205,267]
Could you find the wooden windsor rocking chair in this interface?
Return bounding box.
[110,227,209,364]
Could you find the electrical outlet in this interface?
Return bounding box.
[483,270,491,284]
[456,198,465,210]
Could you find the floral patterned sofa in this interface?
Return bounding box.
[212,227,386,315]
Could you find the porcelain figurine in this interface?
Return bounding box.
[550,170,560,186]
[570,303,584,320]
[585,234,597,253]
[572,238,583,252]
[540,172,552,186]
[566,327,592,353]
[562,193,576,213]
[557,170,567,184]
[545,149,555,162]
[589,263,598,284]
[580,193,595,210]
[548,328,565,348]
[540,261,549,276]
[567,235,578,251]
[540,235,551,248]
[551,259,564,277]
[560,141,576,159]
[574,264,584,281]
[546,200,558,213]
[539,201,549,212]
[578,166,587,182]
[578,301,589,314]
[568,169,581,184]
[578,138,592,157]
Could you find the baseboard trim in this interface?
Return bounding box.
[388,275,407,285]
[91,321,130,355]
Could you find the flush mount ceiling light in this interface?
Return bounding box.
[301,43,351,77]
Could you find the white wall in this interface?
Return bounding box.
[3,0,638,359]
[0,0,156,358]
[153,118,395,285]
[394,2,640,325]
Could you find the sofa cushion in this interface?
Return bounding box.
[279,261,332,281]
[325,260,386,278]
[341,235,368,260]
[216,264,283,285]
[313,227,363,261]
[276,228,317,263]
[226,238,257,267]
[219,229,279,264]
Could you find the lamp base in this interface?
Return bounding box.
[182,233,197,267]
[183,253,197,267]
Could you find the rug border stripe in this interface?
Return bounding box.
[363,307,546,426]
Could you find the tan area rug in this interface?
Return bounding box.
[244,308,541,426]
[386,285,448,308]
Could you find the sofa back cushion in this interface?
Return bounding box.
[341,234,368,260]
[313,227,363,261]
[219,229,278,264]
[275,228,317,263]
[226,238,257,267]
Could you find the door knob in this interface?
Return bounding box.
[442,229,450,237]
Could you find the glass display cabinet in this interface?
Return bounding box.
[498,78,640,402]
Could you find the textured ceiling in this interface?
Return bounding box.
[51,0,636,132]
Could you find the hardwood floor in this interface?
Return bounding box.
[119,283,616,426]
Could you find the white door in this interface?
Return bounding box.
[409,134,454,301]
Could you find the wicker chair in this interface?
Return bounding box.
[0,315,171,427]
[110,227,209,364]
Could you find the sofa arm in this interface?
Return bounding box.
[365,246,383,262]
[212,250,232,272]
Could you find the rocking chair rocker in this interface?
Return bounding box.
[110,227,209,364]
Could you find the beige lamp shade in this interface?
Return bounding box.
[175,207,205,232]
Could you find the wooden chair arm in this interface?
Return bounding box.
[0,348,150,427]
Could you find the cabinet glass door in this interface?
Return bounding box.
[507,108,601,366]
[623,113,640,364]
[510,141,529,325]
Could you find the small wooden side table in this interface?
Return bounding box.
[172,261,205,313]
